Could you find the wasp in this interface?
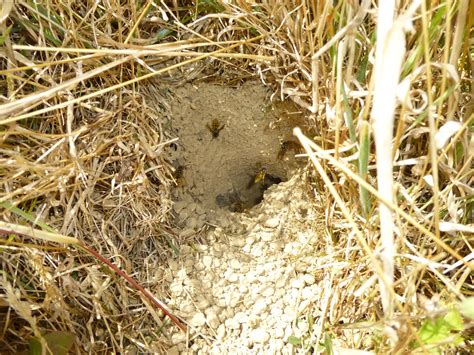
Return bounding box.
[247,166,267,189]
[206,118,225,139]
[277,140,301,160]
[173,165,186,186]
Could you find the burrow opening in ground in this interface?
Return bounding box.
[161,81,309,229]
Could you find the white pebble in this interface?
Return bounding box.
[298,320,309,333]
[196,298,210,310]
[181,302,195,313]
[298,299,310,313]
[240,265,250,273]
[189,312,206,327]
[262,286,275,297]
[274,326,285,339]
[271,339,284,351]
[291,278,304,289]
[275,276,288,289]
[250,329,270,343]
[207,312,220,329]
[171,332,186,344]
[302,273,316,285]
[234,311,249,324]
[301,286,314,299]
[225,318,240,330]
[253,299,267,314]
[217,325,226,339]
[169,282,184,296]
[246,236,256,245]
[230,238,246,247]
[269,241,284,251]
[260,232,273,241]
[264,217,280,228]
[167,346,179,355]
[202,255,213,268]
[226,273,239,283]
[271,307,283,317]
[251,245,263,257]
[229,259,241,269]
[239,285,249,294]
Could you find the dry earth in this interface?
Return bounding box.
[151,82,365,353]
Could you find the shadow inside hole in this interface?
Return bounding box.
[216,173,284,212]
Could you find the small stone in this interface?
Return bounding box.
[173,201,187,212]
[264,217,280,228]
[186,217,198,229]
[229,259,241,269]
[271,307,283,317]
[226,273,239,283]
[284,307,297,320]
[171,332,186,345]
[302,274,316,285]
[250,329,270,343]
[194,261,205,271]
[262,286,275,297]
[184,258,194,269]
[234,311,249,324]
[274,326,285,339]
[240,265,250,273]
[195,244,208,252]
[247,314,259,328]
[230,238,246,247]
[294,262,307,273]
[246,236,256,245]
[260,232,273,241]
[251,245,263,257]
[228,293,241,307]
[298,320,309,333]
[222,308,235,319]
[196,298,210,310]
[167,345,179,355]
[253,299,267,314]
[225,318,240,330]
[169,282,183,296]
[217,324,226,339]
[275,276,288,289]
[169,260,179,271]
[216,298,227,308]
[298,299,310,313]
[301,286,314,299]
[189,312,206,327]
[213,258,222,268]
[271,339,284,351]
[207,312,220,329]
[181,302,195,313]
[290,278,304,289]
[239,285,249,294]
[177,268,188,279]
[202,255,213,268]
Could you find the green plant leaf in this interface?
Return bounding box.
[0,24,13,46]
[28,331,75,355]
[459,297,474,319]
[444,309,463,331]
[418,309,464,347]
[323,332,334,355]
[287,335,302,346]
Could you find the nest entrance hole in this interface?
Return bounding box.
[165,81,305,220]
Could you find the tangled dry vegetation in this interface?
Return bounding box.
[0,0,472,353]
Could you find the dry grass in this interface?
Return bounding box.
[0,0,473,353]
